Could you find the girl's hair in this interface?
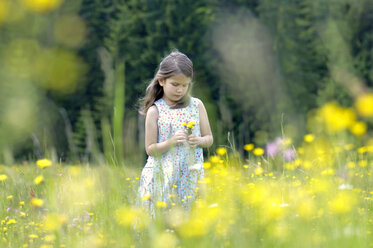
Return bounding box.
[139,50,194,115]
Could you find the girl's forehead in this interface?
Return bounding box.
[167,74,191,83]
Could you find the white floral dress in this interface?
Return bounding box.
[137,97,204,216]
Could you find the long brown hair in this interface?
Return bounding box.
[139,51,194,115]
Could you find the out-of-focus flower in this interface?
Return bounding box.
[44,214,62,231]
[318,102,356,133]
[7,195,13,200]
[0,1,8,25]
[349,121,367,136]
[328,191,357,214]
[31,198,44,207]
[244,144,254,151]
[36,159,52,169]
[34,175,44,185]
[0,174,7,181]
[283,148,297,162]
[22,0,63,13]
[355,93,373,117]
[203,162,211,169]
[115,206,149,230]
[216,147,227,156]
[266,142,279,157]
[209,156,220,163]
[155,232,179,248]
[253,148,264,156]
[254,167,263,175]
[54,15,87,48]
[304,134,315,143]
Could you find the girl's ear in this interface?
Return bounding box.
[159,78,165,87]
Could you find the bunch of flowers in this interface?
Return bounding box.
[265,137,297,162]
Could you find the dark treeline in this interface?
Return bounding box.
[1,0,372,165]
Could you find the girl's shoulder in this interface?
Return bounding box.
[190,97,203,107]
[146,105,159,119]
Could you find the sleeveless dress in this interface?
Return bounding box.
[138,97,204,217]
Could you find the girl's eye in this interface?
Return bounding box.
[172,83,178,87]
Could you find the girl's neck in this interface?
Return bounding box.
[162,97,177,107]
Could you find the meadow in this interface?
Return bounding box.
[1,100,373,248]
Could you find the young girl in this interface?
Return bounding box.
[138,51,213,216]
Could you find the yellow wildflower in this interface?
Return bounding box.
[6,219,16,225]
[355,93,373,117]
[0,174,7,181]
[44,214,62,231]
[28,234,38,239]
[36,159,52,169]
[22,0,63,13]
[244,144,254,151]
[156,201,167,209]
[304,134,315,143]
[349,121,367,136]
[254,167,263,175]
[216,147,227,156]
[141,193,151,202]
[203,162,211,169]
[115,206,149,230]
[34,175,44,185]
[328,191,357,214]
[7,195,13,200]
[31,198,44,207]
[209,155,220,163]
[253,148,264,156]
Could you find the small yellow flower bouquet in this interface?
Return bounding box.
[181,121,196,135]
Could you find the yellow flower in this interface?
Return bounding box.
[349,121,367,136]
[141,193,151,202]
[0,174,7,181]
[203,162,211,169]
[209,155,220,163]
[156,201,167,209]
[0,1,8,25]
[7,195,13,200]
[6,219,16,225]
[253,148,264,156]
[304,134,315,143]
[115,206,149,230]
[244,144,254,151]
[254,167,263,175]
[22,0,63,13]
[20,201,25,206]
[182,121,196,134]
[355,93,373,117]
[28,234,38,239]
[216,147,227,156]
[34,175,44,185]
[319,102,356,133]
[44,214,62,231]
[31,198,44,207]
[328,192,357,214]
[36,159,52,169]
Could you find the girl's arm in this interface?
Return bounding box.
[188,99,214,148]
[145,105,187,156]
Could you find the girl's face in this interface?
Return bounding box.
[159,74,191,104]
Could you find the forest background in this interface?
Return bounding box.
[0,0,371,166]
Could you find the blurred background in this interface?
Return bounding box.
[0,0,371,166]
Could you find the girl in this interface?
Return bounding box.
[138,51,213,216]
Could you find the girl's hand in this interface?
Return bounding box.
[170,130,188,146]
[188,134,201,148]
